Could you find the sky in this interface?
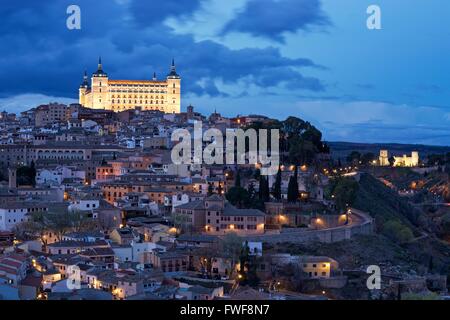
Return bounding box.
[0,0,449,146]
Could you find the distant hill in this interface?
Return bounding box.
[327,141,450,160]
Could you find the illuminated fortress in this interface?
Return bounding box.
[79,58,181,113]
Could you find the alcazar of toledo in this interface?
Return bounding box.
[79,58,181,113]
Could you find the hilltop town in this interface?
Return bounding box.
[0,99,449,301]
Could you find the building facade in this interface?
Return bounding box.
[379,150,419,167]
[79,58,181,114]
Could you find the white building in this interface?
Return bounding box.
[0,204,47,231]
[36,165,86,185]
[68,199,100,213]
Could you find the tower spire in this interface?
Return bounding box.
[98,56,103,71]
[153,71,157,81]
[167,58,180,79]
[93,56,107,76]
[80,70,89,87]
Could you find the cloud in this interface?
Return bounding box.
[129,0,204,27]
[0,0,325,101]
[221,0,330,42]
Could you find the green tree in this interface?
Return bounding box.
[330,177,359,211]
[272,166,282,200]
[220,233,243,279]
[259,175,270,202]
[287,166,299,202]
[382,220,414,243]
[226,186,250,208]
[235,170,241,187]
[238,241,260,287]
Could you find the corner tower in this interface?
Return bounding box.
[166,59,181,113]
[91,57,109,109]
[79,70,89,106]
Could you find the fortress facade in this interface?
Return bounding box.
[79,58,181,113]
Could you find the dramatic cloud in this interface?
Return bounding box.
[129,0,204,26]
[0,0,324,100]
[222,0,330,42]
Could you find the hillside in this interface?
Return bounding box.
[353,173,423,233]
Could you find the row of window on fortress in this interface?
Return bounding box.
[96,82,177,88]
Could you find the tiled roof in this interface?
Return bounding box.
[175,199,205,210]
[223,203,265,217]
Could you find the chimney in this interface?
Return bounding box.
[8,168,17,189]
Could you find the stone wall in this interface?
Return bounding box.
[243,209,374,244]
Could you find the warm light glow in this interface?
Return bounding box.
[168,227,178,234]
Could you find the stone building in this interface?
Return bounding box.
[79,58,181,114]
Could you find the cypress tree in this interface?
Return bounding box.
[235,170,241,187]
[272,166,282,200]
[287,165,299,202]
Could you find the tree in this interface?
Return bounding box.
[382,220,414,243]
[220,233,243,279]
[207,183,214,196]
[235,170,241,188]
[288,137,316,166]
[245,182,264,210]
[346,151,361,164]
[287,166,299,202]
[238,241,260,286]
[226,186,250,208]
[46,212,74,241]
[195,243,220,277]
[259,175,270,202]
[388,156,396,166]
[272,166,282,200]
[13,211,50,250]
[17,165,36,187]
[330,177,359,211]
[361,152,376,165]
[68,210,94,233]
[172,212,192,235]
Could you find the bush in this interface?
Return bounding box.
[382,220,414,243]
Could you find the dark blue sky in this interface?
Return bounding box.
[0,0,449,146]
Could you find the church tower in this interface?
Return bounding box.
[166,59,181,113]
[91,57,109,109]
